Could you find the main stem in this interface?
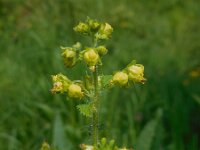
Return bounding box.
[92,65,99,147]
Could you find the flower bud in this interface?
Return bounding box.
[127,64,145,83]
[40,142,51,150]
[61,48,76,68]
[96,46,108,55]
[83,48,99,66]
[112,71,128,86]
[87,18,100,31]
[73,22,89,34]
[68,83,84,99]
[51,73,71,93]
[89,66,95,72]
[104,23,113,34]
[73,42,82,50]
[95,23,113,40]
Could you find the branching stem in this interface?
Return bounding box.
[92,65,99,147]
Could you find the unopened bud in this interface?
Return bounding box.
[87,18,100,31]
[40,142,51,150]
[95,23,113,40]
[61,48,76,68]
[83,48,99,66]
[68,84,83,99]
[127,64,145,83]
[96,46,108,55]
[112,71,128,86]
[104,23,113,34]
[73,22,89,34]
[101,138,107,146]
[89,66,95,72]
[73,42,82,50]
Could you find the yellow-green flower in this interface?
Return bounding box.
[51,81,63,93]
[73,42,82,50]
[68,83,84,99]
[96,45,108,55]
[87,18,100,31]
[112,71,128,86]
[40,142,51,150]
[51,73,71,93]
[127,64,145,83]
[95,23,113,40]
[61,48,76,68]
[73,22,90,34]
[83,48,99,66]
[105,23,113,30]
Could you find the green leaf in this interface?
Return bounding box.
[136,119,158,150]
[100,75,113,88]
[192,94,200,105]
[77,104,93,117]
[127,60,136,67]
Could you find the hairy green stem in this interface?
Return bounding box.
[92,65,99,147]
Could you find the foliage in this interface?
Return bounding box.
[77,104,93,118]
[0,0,199,150]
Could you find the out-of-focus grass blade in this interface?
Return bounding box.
[8,130,18,150]
[0,132,19,150]
[52,112,72,150]
[136,119,158,150]
[192,94,200,105]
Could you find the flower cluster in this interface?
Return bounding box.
[50,17,146,149]
[51,18,114,99]
[51,17,145,105]
[74,17,113,40]
[111,62,146,86]
[51,73,84,99]
[59,18,112,69]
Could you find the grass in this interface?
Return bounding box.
[0,0,199,149]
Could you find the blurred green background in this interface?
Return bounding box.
[0,0,200,149]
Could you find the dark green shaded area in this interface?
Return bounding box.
[0,0,199,149]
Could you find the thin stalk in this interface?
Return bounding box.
[92,65,99,146]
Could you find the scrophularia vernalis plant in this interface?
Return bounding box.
[50,17,146,150]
